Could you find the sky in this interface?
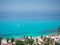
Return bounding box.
[0,0,60,11]
[0,0,60,21]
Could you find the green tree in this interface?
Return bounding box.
[0,36,3,45]
[36,38,39,45]
[11,38,15,45]
[24,37,29,45]
[7,38,9,43]
[41,35,43,39]
[16,40,24,45]
[57,26,60,34]
[28,39,34,45]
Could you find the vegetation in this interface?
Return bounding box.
[28,39,34,45]
[11,38,15,45]
[41,36,43,39]
[58,26,60,34]
[24,36,34,45]
[0,36,3,45]
[7,38,9,43]
[16,40,24,45]
[24,36,29,45]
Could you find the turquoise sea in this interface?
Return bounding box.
[0,20,60,38]
[0,11,60,38]
[0,0,60,38]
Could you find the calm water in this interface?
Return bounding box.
[0,11,60,37]
[0,0,60,38]
[0,20,60,38]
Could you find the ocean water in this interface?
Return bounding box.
[0,11,60,38]
[0,20,60,38]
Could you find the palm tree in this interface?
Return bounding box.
[23,36,26,39]
[36,38,39,45]
[0,36,3,45]
[11,38,15,45]
[7,38,9,43]
[28,36,34,45]
[16,40,24,45]
[43,37,52,45]
[57,26,60,34]
[24,36,29,45]
[28,39,34,45]
[41,35,43,39]
[46,38,53,45]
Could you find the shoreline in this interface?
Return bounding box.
[1,33,56,39]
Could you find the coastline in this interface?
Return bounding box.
[1,31,57,38]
